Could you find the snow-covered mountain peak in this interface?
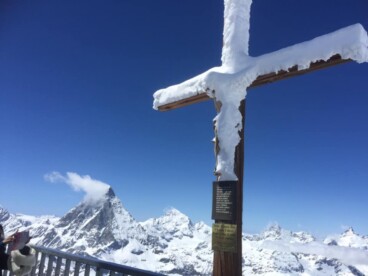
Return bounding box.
[260,224,315,244]
[261,223,284,240]
[141,208,194,241]
[336,228,368,249]
[153,208,193,230]
[1,196,368,275]
[164,207,190,220]
[162,208,193,232]
[342,227,356,236]
[194,221,211,235]
[34,186,147,256]
[291,231,316,244]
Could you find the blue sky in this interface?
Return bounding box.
[0,0,367,237]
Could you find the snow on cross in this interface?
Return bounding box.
[153,0,368,181]
[153,0,368,275]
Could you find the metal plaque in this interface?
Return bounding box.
[212,223,237,253]
[212,181,236,221]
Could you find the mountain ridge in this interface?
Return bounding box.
[1,188,367,275]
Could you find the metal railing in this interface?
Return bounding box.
[2,245,165,276]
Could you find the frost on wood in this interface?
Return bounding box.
[153,0,368,181]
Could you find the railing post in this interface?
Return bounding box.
[74,262,81,276]
[46,255,55,276]
[64,259,71,275]
[30,250,39,276]
[54,256,62,276]
[38,253,46,276]
[96,267,103,276]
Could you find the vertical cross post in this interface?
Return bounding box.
[212,1,251,273]
[213,99,245,276]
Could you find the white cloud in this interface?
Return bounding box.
[44,171,110,204]
[262,240,368,266]
[44,171,65,183]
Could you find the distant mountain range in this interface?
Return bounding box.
[1,187,367,275]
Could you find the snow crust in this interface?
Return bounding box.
[153,0,368,180]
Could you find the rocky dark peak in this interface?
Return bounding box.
[105,187,116,199]
[326,239,338,246]
[0,206,10,221]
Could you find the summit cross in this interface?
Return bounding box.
[153,0,368,275]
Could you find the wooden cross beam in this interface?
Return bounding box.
[153,1,368,275]
[157,54,350,112]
